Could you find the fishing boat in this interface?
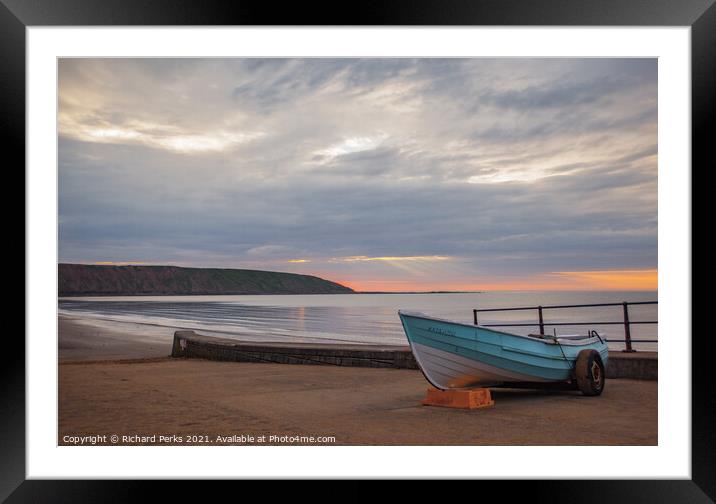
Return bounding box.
[398,310,608,396]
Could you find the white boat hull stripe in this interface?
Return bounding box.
[412,342,553,388]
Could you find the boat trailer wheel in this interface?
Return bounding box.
[574,349,605,396]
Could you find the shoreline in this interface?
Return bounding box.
[60,289,657,300]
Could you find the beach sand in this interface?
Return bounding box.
[58,316,657,446]
[59,315,175,362]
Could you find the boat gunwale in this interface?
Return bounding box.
[410,327,575,363]
[398,310,603,347]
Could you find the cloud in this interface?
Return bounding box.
[61,121,263,154]
[332,255,452,262]
[477,75,629,110]
[58,58,657,289]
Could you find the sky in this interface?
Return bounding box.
[58,58,657,292]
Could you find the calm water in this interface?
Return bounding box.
[59,291,658,351]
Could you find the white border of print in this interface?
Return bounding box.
[27,27,690,479]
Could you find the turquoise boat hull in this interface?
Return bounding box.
[398,310,609,390]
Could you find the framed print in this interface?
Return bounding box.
[7,0,710,499]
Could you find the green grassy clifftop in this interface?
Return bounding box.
[58,264,354,296]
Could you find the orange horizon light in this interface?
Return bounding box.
[334,268,658,293]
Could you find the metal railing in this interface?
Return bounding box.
[472,301,657,352]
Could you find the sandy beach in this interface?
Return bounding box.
[58,316,657,446]
[59,315,175,362]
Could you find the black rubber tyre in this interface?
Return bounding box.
[574,349,605,396]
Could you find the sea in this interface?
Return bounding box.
[58,291,658,352]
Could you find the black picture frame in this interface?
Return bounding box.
[6,0,708,500]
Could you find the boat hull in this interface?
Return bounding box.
[399,311,609,390]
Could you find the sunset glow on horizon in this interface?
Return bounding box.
[331,268,658,293]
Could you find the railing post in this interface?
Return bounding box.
[538,306,544,335]
[622,302,635,352]
[473,309,478,326]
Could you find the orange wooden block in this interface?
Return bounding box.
[422,387,495,409]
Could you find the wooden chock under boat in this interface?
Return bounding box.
[422,387,495,410]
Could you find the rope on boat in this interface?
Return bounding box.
[553,329,574,379]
